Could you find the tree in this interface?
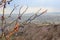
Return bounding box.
[0,0,47,40]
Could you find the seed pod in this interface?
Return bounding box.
[18,16,21,20]
[4,4,6,8]
[1,16,4,20]
[8,2,10,4]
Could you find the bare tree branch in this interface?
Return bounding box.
[28,9,47,23]
[5,5,19,19]
[24,8,41,23]
[20,6,28,17]
[3,6,28,28]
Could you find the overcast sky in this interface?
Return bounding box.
[0,0,60,14]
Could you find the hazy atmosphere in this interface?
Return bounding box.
[0,0,60,40]
[0,0,60,14]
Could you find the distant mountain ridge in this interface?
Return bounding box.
[0,12,60,24]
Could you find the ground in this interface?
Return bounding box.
[0,23,60,40]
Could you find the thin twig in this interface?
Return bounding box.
[5,5,19,19]
[28,9,47,23]
[20,6,28,17]
[24,8,41,23]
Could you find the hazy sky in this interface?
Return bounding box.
[0,0,60,14]
[12,0,60,13]
[14,0,60,8]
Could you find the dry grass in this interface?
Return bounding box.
[9,23,60,40]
